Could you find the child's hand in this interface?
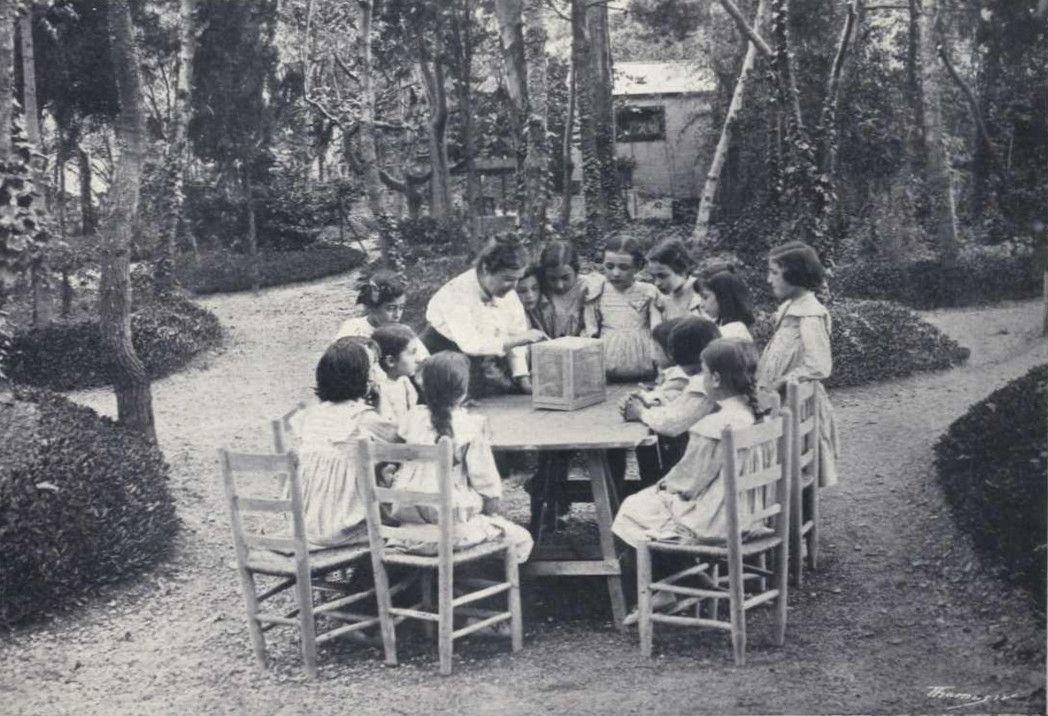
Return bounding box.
[481,496,501,516]
[622,396,645,422]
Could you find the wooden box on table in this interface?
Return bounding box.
[530,336,606,411]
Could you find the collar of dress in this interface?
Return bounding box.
[474,269,497,306]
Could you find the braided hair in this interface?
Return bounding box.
[700,338,767,419]
[420,351,471,443]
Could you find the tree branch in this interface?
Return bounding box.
[332,51,360,84]
[938,42,995,160]
[717,0,773,57]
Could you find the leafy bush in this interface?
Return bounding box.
[934,365,1047,607]
[397,217,471,251]
[0,387,178,626]
[7,295,222,391]
[175,246,365,295]
[752,298,970,389]
[833,250,1042,309]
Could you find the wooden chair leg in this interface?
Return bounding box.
[808,482,819,570]
[506,550,523,653]
[438,561,454,675]
[774,543,789,647]
[710,563,721,621]
[790,476,804,588]
[588,450,628,629]
[239,570,268,668]
[421,569,436,641]
[637,542,653,658]
[372,558,399,666]
[292,564,319,678]
[728,555,746,667]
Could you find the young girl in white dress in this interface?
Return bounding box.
[585,234,662,381]
[647,238,705,322]
[386,351,533,563]
[700,270,755,343]
[757,241,839,486]
[335,271,408,340]
[371,324,426,426]
[289,338,398,547]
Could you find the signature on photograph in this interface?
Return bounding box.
[926,685,1024,710]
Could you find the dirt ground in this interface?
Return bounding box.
[1,273,1045,716]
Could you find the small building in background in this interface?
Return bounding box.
[571,60,717,220]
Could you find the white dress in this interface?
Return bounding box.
[584,275,661,381]
[288,401,397,548]
[386,407,534,563]
[719,321,754,342]
[375,372,418,427]
[334,315,376,341]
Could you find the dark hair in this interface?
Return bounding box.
[356,270,406,308]
[647,238,694,276]
[602,233,646,268]
[372,324,417,371]
[700,338,764,417]
[703,270,755,327]
[668,317,721,367]
[421,351,471,443]
[315,338,373,403]
[651,317,685,356]
[477,232,531,274]
[769,241,825,291]
[538,240,581,277]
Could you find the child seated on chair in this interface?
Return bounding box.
[614,338,766,550]
[386,351,534,564]
[371,324,427,426]
[620,317,722,486]
[289,337,398,548]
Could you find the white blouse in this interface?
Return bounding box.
[425,268,530,377]
[719,321,754,342]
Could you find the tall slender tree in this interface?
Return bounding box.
[98,0,156,442]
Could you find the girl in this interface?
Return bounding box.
[613,338,765,549]
[585,234,662,381]
[388,352,534,563]
[647,238,705,321]
[533,241,589,339]
[371,324,426,426]
[648,317,685,391]
[701,270,756,342]
[288,338,397,547]
[757,241,839,487]
[422,233,546,397]
[336,271,408,340]
[515,264,544,327]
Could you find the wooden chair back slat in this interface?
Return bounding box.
[742,503,782,531]
[724,417,784,450]
[722,408,792,541]
[736,465,783,492]
[369,443,444,462]
[272,401,307,453]
[243,534,300,552]
[227,451,296,474]
[379,524,443,543]
[373,486,443,508]
[236,496,294,514]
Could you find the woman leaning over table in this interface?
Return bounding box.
[420,232,548,398]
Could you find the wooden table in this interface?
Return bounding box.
[477,384,651,629]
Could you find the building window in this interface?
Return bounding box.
[616,105,666,142]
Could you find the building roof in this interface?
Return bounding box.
[613,61,716,97]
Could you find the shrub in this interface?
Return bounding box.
[833,250,1042,309]
[934,365,1047,607]
[751,298,971,389]
[397,217,471,251]
[0,387,178,626]
[7,295,222,391]
[175,246,365,295]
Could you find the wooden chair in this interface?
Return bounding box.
[786,379,820,586]
[355,437,523,675]
[219,449,390,677]
[636,408,792,665]
[271,402,307,453]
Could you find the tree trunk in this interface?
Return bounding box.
[558,63,575,230]
[691,0,768,246]
[816,0,858,180]
[78,145,96,235]
[451,1,479,238]
[571,0,608,242]
[587,3,625,225]
[419,55,450,217]
[243,168,259,292]
[915,0,959,265]
[494,0,526,119]
[99,0,156,443]
[520,0,550,244]
[355,0,393,264]
[154,0,198,295]
[0,4,12,388]
[20,14,51,326]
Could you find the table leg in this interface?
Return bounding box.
[586,450,627,630]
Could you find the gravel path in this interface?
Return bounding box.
[1,273,1045,715]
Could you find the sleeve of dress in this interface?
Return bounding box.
[464,419,503,499]
[649,292,664,331]
[784,315,833,382]
[425,284,504,356]
[679,437,725,500]
[580,277,602,338]
[639,393,717,437]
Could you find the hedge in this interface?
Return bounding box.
[0,387,178,626]
[752,298,970,389]
[934,365,1047,607]
[833,251,1042,309]
[7,295,222,391]
[175,246,365,295]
